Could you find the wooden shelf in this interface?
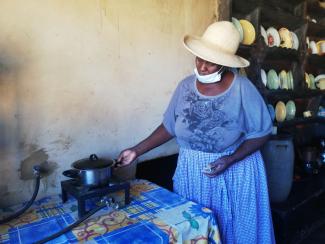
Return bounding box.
[265,47,300,61]
[275,116,325,128]
[263,89,325,99]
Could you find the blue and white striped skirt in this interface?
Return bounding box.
[173,147,275,244]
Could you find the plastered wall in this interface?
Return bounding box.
[0,0,218,207]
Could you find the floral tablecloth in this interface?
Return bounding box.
[0,179,221,243]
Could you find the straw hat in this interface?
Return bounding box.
[183,21,250,68]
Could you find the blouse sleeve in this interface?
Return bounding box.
[240,77,272,140]
[162,83,182,136]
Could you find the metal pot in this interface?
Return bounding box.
[63,154,116,186]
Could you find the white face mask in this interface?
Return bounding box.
[194,66,225,84]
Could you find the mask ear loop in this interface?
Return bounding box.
[216,66,225,76]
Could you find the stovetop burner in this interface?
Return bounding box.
[61,179,130,218]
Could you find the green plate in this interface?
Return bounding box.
[286,100,296,120]
[232,17,244,42]
[267,69,279,89]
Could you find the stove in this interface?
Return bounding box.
[61,179,130,218]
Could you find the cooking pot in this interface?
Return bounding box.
[63,154,116,186]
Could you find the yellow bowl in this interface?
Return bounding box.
[239,19,256,45]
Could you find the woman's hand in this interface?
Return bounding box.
[117,149,138,167]
[203,156,232,177]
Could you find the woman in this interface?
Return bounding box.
[117,21,275,243]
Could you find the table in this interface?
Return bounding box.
[0,179,221,243]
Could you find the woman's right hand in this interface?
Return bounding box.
[117,148,138,167]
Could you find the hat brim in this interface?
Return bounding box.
[183,35,250,68]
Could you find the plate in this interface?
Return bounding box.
[239,19,256,45]
[278,28,293,48]
[287,71,294,90]
[266,27,280,47]
[309,74,316,89]
[232,17,244,42]
[279,70,288,89]
[315,74,325,82]
[267,104,276,121]
[310,41,318,54]
[261,69,267,86]
[291,32,299,50]
[260,25,268,45]
[275,101,286,122]
[305,72,311,88]
[286,100,296,120]
[267,69,280,89]
[316,40,325,55]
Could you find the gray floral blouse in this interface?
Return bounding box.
[163,73,272,153]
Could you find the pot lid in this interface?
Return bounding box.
[72,154,114,170]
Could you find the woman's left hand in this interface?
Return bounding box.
[203,156,232,177]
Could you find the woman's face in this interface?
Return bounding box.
[195,57,221,75]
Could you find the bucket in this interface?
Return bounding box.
[261,134,295,203]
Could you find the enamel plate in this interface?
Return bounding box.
[309,74,316,89]
[239,19,256,45]
[232,17,244,42]
[279,70,288,90]
[267,69,280,89]
[278,27,293,49]
[275,101,286,122]
[260,25,268,45]
[291,32,299,50]
[286,100,296,120]
[266,27,281,47]
[261,69,267,86]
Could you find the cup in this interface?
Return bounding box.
[303,110,312,118]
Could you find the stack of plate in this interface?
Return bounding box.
[264,26,299,50]
[287,71,294,90]
[305,73,317,89]
[232,17,256,45]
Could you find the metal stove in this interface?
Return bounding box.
[61,179,130,218]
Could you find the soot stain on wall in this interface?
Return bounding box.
[19,149,58,180]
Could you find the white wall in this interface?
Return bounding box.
[0,0,217,207]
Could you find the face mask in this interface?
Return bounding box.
[194,66,225,84]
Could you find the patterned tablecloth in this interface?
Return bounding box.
[0,179,221,244]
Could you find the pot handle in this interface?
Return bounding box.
[62,169,80,178]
